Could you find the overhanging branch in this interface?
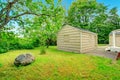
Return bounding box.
[0,0,18,15]
[11,12,52,19]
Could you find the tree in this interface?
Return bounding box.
[17,0,65,48]
[0,0,65,53]
[108,7,120,30]
[90,4,109,43]
[67,0,98,29]
[0,0,53,29]
[67,0,120,44]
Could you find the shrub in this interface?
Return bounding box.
[40,47,46,55]
[32,38,40,47]
[19,39,34,49]
[20,43,34,49]
[0,30,40,54]
[9,41,21,50]
[0,41,9,53]
[0,37,35,53]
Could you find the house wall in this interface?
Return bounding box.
[109,35,113,46]
[116,35,120,47]
[57,25,81,53]
[109,35,120,47]
[81,31,97,53]
[57,25,97,53]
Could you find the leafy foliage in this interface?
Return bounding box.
[0,0,65,53]
[40,47,46,55]
[0,41,9,53]
[0,28,41,53]
[20,0,65,48]
[67,0,120,44]
[0,0,120,54]
[0,0,54,29]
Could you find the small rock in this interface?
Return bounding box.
[14,53,35,66]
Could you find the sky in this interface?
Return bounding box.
[62,0,120,15]
[97,0,120,14]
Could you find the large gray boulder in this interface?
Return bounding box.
[14,53,35,66]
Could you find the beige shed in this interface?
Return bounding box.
[57,25,97,53]
[109,29,120,47]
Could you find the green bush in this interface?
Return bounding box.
[9,41,21,50]
[0,41,9,53]
[19,39,34,49]
[20,43,34,49]
[0,30,40,54]
[32,38,40,47]
[0,38,35,53]
[40,47,46,55]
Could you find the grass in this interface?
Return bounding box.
[0,46,120,80]
[98,44,108,46]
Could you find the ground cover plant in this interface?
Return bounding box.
[0,46,120,80]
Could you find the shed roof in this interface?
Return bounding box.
[62,25,97,35]
[109,29,120,35]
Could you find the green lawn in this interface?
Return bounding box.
[98,44,108,46]
[0,46,120,80]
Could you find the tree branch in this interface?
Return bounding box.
[0,0,18,29]
[11,12,51,19]
[0,0,18,15]
[0,0,54,29]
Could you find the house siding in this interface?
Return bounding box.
[57,25,97,53]
[81,32,97,53]
[109,35,120,47]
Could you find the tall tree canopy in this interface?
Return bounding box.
[67,0,99,28]
[21,0,65,47]
[67,0,120,44]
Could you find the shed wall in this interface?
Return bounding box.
[109,35,120,47]
[81,31,97,53]
[57,25,97,53]
[57,25,81,53]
